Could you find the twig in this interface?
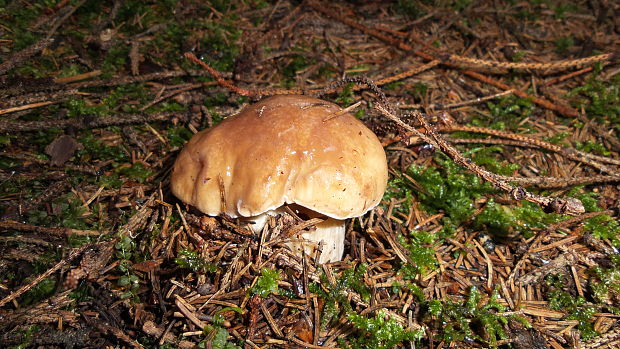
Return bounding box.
[0,38,54,75]
[307,1,581,117]
[517,251,577,286]
[493,174,620,188]
[386,124,620,172]
[446,52,615,74]
[184,52,313,97]
[0,221,101,236]
[184,53,258,97]
[0,101,57,116]
[44,0,87,39]
[94,321,144,349]
[184,53,437,98]
[0,111,178,132]
[368,60,441,88]
[399,89,514,110]
[139,83,203,111]
[1,88,80,108]
[0,243,90,307]
[323,101,362,121]
[442,125,620,169]
[374,104,585,215]
[54,70,101,84]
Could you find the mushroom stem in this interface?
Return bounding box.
[244,210,280,233]
[298,218,345,264]
[244,212,345,263]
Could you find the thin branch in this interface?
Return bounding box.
[375,104,585,215]
[399,89,514,110]
[307,0,582,117]
[0,243,90,307]
[0,38,54,75]
[0,111,177,132]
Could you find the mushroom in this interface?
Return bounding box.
[171,95,387,263]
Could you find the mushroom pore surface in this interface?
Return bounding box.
[171,94,387,222]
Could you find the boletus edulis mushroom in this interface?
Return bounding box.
[171,95,388,263]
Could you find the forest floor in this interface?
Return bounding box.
[1,0,619,348]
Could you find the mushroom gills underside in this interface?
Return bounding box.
[244,209,345,264]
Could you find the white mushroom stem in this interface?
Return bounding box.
[244,210,345,264]
[297,218,345,264]
[245,209,283,234]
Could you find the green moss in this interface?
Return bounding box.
[167,126,194,147]
[426,286,509,346]
[384,81,404,91]
[589,255,620,313]
[115,234,136,260]
[77,133,128,162]
[568,70,619,130]
[0,177,38,205]
[511,51,527,62]
[480,95,535,129]
[574,190,600,212]
[280,52,316,84]
[392,0,430,19]
[0,134,11,146]
[101,44,130,78]
[107,84,150,112]
[574,190,620,246]
[31,129,64,149]
[175,248,217,274]
[388,146,560,240]
[554,36,574,54]
[397,230,438,278]
[464,146,519,176]
[31,250,61,273]
[410,82,429,99]
[310,263,370,326]
[342,309,423,349]
[335,83,356,106]
[27,193,92,230]
[543,131,569,145]
[406,154,494,230]
[115,234,142,300]
[249,268,280,298]
[546,274,598,339]
[98,173,123,189]
[9,324,39,349]
[200,17,242,72]
[19,278,57,307]
[0,155,20,170]
[119,162,154,183]
[474,200,563,238]
[200,324,241,349]
[575,140,611,156]
[583,214,620,243]
[0,2,48,51]
[553,3,579,19]
[66,99,110,118]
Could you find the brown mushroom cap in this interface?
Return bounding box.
[171,95,388,220]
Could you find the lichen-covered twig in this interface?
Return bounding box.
[306,0,586,117]
[374,104,585,215]
[0,38,54,75]
[0,244,91,307]
[384,124,620,174]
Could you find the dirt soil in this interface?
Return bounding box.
[1,0,619,348]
